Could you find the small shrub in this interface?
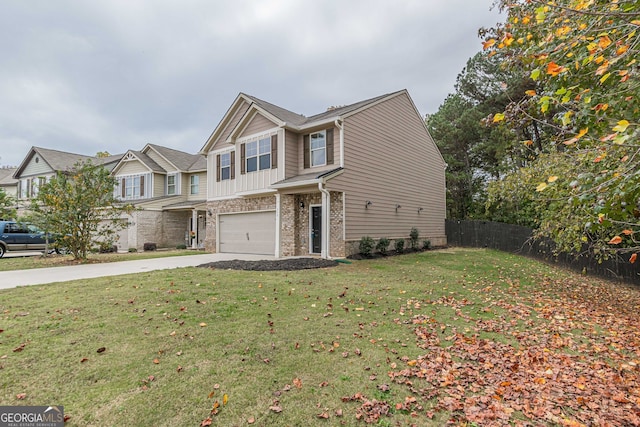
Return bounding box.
[99,243,117,253]
[128,247,138,253]
[422,240,431,250]
[143,242,157,251]
[376,237,390,255]
[394,239,405,253]
[409,227,420,250]
[176,244,187,250]
[359,236,375,257]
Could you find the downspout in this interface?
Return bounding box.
[318,181,331,259]
[275,193,281,258]
[335,119,344,168]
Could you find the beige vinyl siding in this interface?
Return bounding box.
[187,172,207,199]
[210,101,251,151]
[296,126,341,175]
[284,130,298,179]
[327,93,446,242]
[117,161,149,176]
[153,173,165,197]
[240,113,278,138]
[22,157,54,176]
[146,150,177,172]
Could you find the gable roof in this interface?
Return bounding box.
[14,146,102,178]
[145,144,206,172]
[112,144,206,176]
[0,168,18,187]
[201,90,408,153]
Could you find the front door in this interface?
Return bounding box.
[311,206,322,254]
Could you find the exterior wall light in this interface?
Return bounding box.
[365,200,372,209]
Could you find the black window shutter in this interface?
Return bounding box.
[271,134,278,168]
[230,151,236,179]
[326,128,334,165]
[303,134,310,169]
[140,175,145,197]
[216,154,221,181]
[240,143,246,175]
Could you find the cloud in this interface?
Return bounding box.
[0,0,502,167]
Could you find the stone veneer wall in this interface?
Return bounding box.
[204,195,277,253]
[130,210,191,250]
[205,192,345,257]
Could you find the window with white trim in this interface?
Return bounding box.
[190,175,199,195]
[310,131,326,167]
[167,174,177,195]
[246,137,271,173]
[220,153,231,180]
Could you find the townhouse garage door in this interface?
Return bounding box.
[218,211,276,255]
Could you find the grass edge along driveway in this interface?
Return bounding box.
[1,248,638,426]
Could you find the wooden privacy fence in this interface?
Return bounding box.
[446,219,640,285]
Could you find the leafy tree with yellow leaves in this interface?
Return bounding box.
[483,0,640,261]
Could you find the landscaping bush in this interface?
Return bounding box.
[376,237,390,255]
[359,236,375,257]
[409,227,420,250]
[422,239,431,250]
[143,242,157,252]
[176,244,187,250]
[394,239,405,253]
[99,243,117,253]
[128,248,138,253]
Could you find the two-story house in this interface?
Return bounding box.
[12,147,122,215]
[200,89,447,258]
[111,143,207,251]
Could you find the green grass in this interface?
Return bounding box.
[0,249,200,272]
[0,248,637,426]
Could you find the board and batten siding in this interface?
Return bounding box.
[327,93,446,242]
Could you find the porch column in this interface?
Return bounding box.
[191,209,198,249]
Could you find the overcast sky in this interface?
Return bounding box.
[0,0,502,168]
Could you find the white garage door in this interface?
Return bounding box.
[218,211,276,255]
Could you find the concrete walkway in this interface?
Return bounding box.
[0,253,275,290]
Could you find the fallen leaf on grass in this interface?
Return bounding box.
[247,417,255,424]
[269,405,282,413]
[293,377,302,389]
[317,412,330,419]
[200,417,212,426]
[16,393,26,400]
[153,358,160,364]
[80,358,89,363]
[13,343,26,352]
[199,322,207,327]
[96,347,106,353]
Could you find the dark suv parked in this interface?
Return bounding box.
[0,221,56,258]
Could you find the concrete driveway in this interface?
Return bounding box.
[0,253,275,290]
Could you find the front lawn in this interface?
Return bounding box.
[1,248,638,426]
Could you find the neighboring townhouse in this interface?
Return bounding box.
[200,89,447,258]
[0,167,18,199]
[111,143,207,251]
[12,146,122,215]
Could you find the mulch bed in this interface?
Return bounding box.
[198,257,339,271]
